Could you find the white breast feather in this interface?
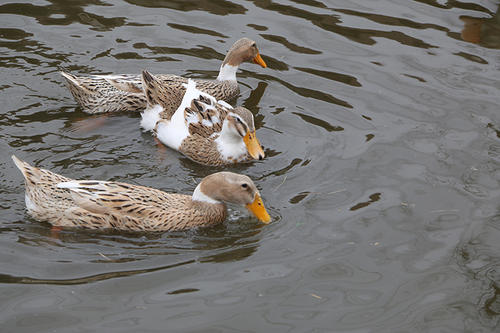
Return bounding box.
[214,127,246,161]
[215,136,246,160]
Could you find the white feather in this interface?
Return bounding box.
[211,115,220,124]
[95,74,135,80]
[201,119,213,127]
[155,79,201,150]
[217,100,233,109]
[140,104,163,131]
[185,112,199,125]
[192,184,220,204]
[57,181,106,198]
[217,64,238,82]
[25,194,38,212]
[203,103,216,111]
[57,181,82,189]
[214,113,247,160]
[156,120,187,150]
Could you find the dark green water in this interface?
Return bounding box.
[1,0,500,332]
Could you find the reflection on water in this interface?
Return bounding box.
[1,0,500,331]
[460,5,500,48]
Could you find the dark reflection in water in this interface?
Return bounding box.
[460,6,500,48]
[0,1,125,29]
[124,0,247,15]
[0,259,196,285]
[1,0,500,331]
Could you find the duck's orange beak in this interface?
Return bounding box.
[246,193,271,223]
[243,130,265,160]
[252,53,267,68]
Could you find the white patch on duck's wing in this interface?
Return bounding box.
[182,83,222,128]
[217,100,233,109]
[156,79,200,150]
[94,74,140,81]
[57,180,109,195]
[25,194,38,212]
[57,181,114,215]
[202,103,216,112]
[140,104,163,131]
[185,111,200,126]
[201,119,214,127]
[210,115,220,124]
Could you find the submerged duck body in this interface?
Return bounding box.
[12,155,271,232]
[61,38,267,114]
[140,71,265,166]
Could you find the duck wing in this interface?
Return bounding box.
[141,70,188,120]
[184,98,232,138]
[57,180,187,218]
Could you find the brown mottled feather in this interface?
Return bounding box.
[61,38,266,114]
[12,156,227,231]
[141,76,260,165]
[184,98,229,138]
[178,134,250,166]
[62,72,238,115]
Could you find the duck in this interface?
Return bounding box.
[140,70,265,166]
[61,38,267,114]
[12,155,271,232]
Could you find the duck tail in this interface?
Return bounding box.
[141,70,163,106]
[60,71,92,94]
[12,155,41,184]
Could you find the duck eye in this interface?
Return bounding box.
[241,183,248,189]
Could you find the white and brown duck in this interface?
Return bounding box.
[12,155,271,232]
[140,70,265,166]
[61,38,267,114]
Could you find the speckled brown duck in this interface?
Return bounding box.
[12,155,271,232]
[140,70,265,166]
[61,38,267,114]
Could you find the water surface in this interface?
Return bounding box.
[1,0,500,332]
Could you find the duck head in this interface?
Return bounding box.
[192,172,271,223]
[217,109,265,161]
[217,38,267,81]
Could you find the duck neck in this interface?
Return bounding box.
[214,124,246,161]
[217,63,238,82]
[190,185,227,226]
[192,183,221,204]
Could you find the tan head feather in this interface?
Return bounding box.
[196,172,271,223]
[222,38,267,68]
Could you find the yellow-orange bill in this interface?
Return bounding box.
[252,53,267,68]
[243,130,265,160]
[246,193,271,224]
